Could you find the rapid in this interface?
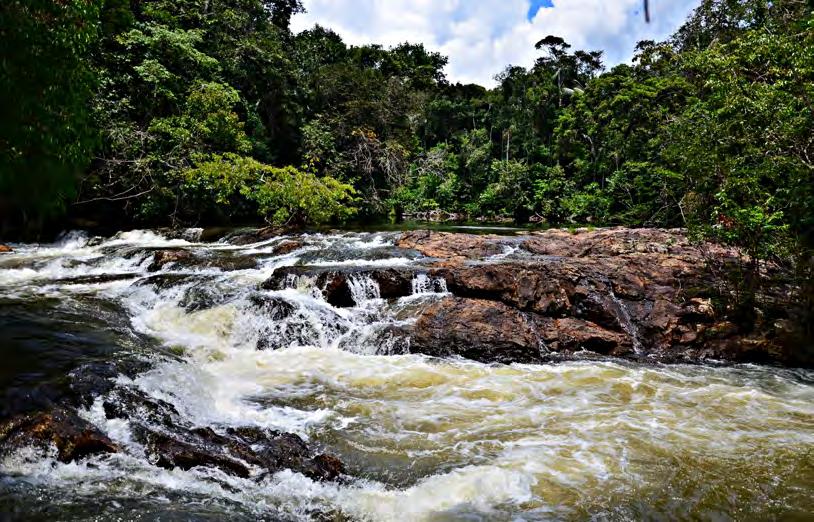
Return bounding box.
[1,230,812,521]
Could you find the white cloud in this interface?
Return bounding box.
[292,0,701,86]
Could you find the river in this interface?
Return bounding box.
[1,230,812,521]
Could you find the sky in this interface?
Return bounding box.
[291,0,702,87]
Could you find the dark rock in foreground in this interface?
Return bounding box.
[0,409,117,463]
[0,361,345,483]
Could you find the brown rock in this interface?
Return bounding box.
[409,298,545,363]
[408,297,632,362]
[147,249,257,272]
[226,226,295,246]
[147,249,195,272]
[0,244,12,253]
[397,230,508,260]
[537,317,633,356]
[0,409,117,463]
[271,240,303,256]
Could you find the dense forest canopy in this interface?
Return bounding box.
[0,0,812,336]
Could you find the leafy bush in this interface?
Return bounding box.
[180,154,356,226]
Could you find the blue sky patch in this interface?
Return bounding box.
[527,0,554,21]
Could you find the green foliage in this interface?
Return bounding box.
[0,0,100,229]
[181,154,356,226]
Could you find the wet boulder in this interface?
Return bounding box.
[270,239,303,256]
[409,298,545,364]
[0,244,13,253]
[226,426,345,481]
[0,408,117,463]
[147,249,258,273]
[97,381,346,481]
[140,428,253,478]
[147,249,195,272]
[137,425,344,481]
[225,226,296,246]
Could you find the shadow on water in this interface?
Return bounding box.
[0,297,159,419]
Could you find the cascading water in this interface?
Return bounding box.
[410,273,448,296]
[1,230,813,521]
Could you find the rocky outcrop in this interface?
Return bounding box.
[405,229,794,365]
[397,230,509,260]
[270,228,799,366]
[407,297,634,363]
[410,298,544,363]
[134,425,343,481]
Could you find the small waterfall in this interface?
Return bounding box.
[411,273,448,295]
[608,285,643,354]
[347,273,381,305]
[281,273,323,300]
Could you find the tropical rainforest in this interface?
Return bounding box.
[0,0,812,332]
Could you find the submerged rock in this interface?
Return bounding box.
[0,408,117,463]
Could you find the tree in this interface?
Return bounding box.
[0,0,100,233]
